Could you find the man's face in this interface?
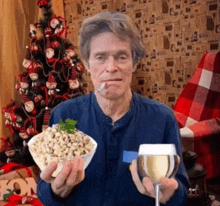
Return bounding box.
[85,32,136,99]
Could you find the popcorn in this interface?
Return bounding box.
[28,124,97,177]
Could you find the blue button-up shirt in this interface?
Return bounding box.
[37,92,189,206]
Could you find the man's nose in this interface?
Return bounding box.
[105,56,118,73]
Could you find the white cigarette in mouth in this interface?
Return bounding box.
[98,82,106,93]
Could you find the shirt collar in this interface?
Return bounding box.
[91,92,136,127]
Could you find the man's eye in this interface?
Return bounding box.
[96,56,105,60]
[118,55,127,60]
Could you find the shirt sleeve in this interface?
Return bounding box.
[163,109,189,206]
[37,176,73,206]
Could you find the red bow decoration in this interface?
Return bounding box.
[52,94,68,106]
[23,117,39,137]
[4,194,43,206]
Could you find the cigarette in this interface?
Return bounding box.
[98,82,106,93]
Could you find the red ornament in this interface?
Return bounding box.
[42,109,51,130]
[34,95,43,103]
[47,73,56,84]
[66,47,75,58]
[37,0,49,8]
[30,42,38,52]
[2,100,14,115]
[15,82,20,90]
[29,24,37,40]
[51,41,60,48]
[18,74,29,93]
[69,79,79,90]
[24,100,35,113]
[46,48,55,59]
[33,62,42,71]
[27,127,35,136]
[76,64,83,72]
[4,141,16,158]
[22,117,38,137]
[44,27,53,37]
[22,58,32,69]
[19,127,29,139]
[50,18,60,29]
[28,66,39,81]
[10,105,20,122]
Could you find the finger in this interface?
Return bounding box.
[53,161,72,189]
[177,155,181,165]
[130,160,147,195]
[159,177,178,191]
[158,178,178,203]
[75,157,85,184]
[142,177,155,197]
[40,161,57,183]
[66,158,80,186]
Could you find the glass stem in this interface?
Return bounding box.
[155,183,160,206]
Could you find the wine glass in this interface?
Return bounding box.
[137,144,179,206]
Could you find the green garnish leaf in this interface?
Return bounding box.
[59,119,77,134]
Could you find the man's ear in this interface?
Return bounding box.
[82,59,90,73]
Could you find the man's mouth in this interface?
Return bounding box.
[104,78,122,82]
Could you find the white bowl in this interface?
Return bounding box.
[28,129,97,177]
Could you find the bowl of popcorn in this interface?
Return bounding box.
[28,122,97,177]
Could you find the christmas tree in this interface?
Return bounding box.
[0,0,84,169]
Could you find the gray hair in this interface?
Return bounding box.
[78,11,146,66]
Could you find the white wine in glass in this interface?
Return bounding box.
[137,144,179,206]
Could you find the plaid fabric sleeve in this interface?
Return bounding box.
[180,117,220,151]
[173,52,220,127]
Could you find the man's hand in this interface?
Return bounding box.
[40,157,85,198]
[130,156,180,204]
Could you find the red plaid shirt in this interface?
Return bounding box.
[173,51,220,179]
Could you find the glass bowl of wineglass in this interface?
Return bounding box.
[137,144,179,206]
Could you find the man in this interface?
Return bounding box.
[37,11,189,206]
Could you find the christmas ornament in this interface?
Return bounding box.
[29,24,37,40]
[45,38,57,64]
[44,27,53,37]
[46,73,57,96]
[34,95,43,104]
[24,100,37,116]
[1,0,84,171]
[48,16,68,38]
[16,73,30,97]
[68,68,79,90]
[66,47,75,58]
[76,63,83,72]
[42,108,51,131]
[37,0,49,8]
[22,58,32,70]
[19,127,29,140]
[50,18,60,29]
[29,67,39,81]
[46,48,54,60]
[4,140,16,163]
[51,41,60,48]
